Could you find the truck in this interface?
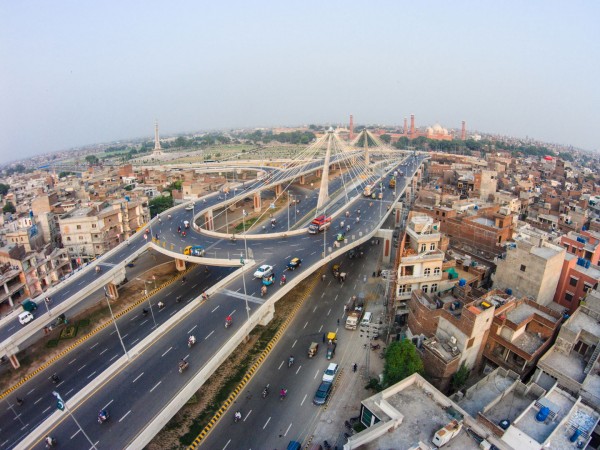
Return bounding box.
[308,215,331,234]
[345,294,365,330]
[363,184,375,197]
[389,177,396,189]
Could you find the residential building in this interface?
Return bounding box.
[553,254,600,314]
[493,230,566,307]
[560,230,600,266]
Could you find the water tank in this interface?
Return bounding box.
[459,278,466,287]
[585,260,591,269]
[505,288,513,295]
[570,428,582,442]
[535,406,550,422]
[499,419,510,430]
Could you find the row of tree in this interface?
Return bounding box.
[241,130,316,145]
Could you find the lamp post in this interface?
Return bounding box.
[323,206,327,259]
[52,390,97,450]
[137,279,158,328]
[104,288,130,360]
[241,209,250,322]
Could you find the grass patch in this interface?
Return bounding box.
[234,218,259,232]
[77,319,90,328]
[59,325,78,340]
[46,339,59,348]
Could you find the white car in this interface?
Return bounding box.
[253,265,273,279]
[322,362,339,383]
[18,311,34,326]
[185,204,194,211]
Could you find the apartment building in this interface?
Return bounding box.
[560,230,600,265]
[553,254,600,314]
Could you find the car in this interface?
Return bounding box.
[313,381,332,405]
[18,311,34,326]
[287,257,302,270]
[185,204,194,211]
[322,363,339,382]
[253,264,273,279]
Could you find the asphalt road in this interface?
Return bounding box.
[22,156,425,448]
[0,263,233,449]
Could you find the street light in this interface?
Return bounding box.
[103,288,130,360]
[241,210,250,322]
[52,390,97,450]
[137,278,158,329]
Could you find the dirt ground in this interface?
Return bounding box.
[146,274,318,450]
[0,261,181,394]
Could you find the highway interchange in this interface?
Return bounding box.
[0,152,425,449]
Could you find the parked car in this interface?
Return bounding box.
[313,381,333,405]
[253,264,273,279]
[322,363,339,383]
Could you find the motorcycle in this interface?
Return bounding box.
[98,410,109,424]
[370,343,381,351]
[280,277,286,286]
[288,358,294,368]
[45,437,57,448]
[225,319,232,329]
[234,412,242,423]
[51,374,60,384]
[188,336,196,348]
[280,389,287,400]
[178,361,189,373]
[262,387,269,398]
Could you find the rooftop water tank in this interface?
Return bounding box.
[459,278,466,287]
[536,406,550,422]
[505,288,513,295]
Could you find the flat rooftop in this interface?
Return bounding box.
[473,217,496,228]
[457,370,516,417]
[546,405,600,450]
[512,388,575,444]
[362,384,478,450]
[530,245,561,259]
[541,348,587,383]
[565,308,600,338]
[512,331,546,354]
[484,387,540,427]
[506,302,557,324]
[62,207,93,219]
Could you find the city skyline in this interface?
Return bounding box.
[1,0,599,163]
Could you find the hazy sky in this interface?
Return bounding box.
[1,1,599,163]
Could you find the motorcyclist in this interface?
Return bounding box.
[280,388,287,399]
[262,386,269,397]
[45,436,55,447]
[346,224,350,232]
[168,214,171,220]
[179,359,188,370]
[261,285,267,296]
[188,335,196,346]
[289,355,294,366]
[157,301,165,309]
[281,274,286,285]
[226,315,232,324]
[234,411,242,422]
[178,226,181,233]
[98,410,108,422]
[51,374,59,384]
[142,308,149,316]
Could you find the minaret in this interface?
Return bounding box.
[154,120,161,150]
[410,114,415,138]
[461,120,466,140]
[403,117,408,135]
[349,114,354,140]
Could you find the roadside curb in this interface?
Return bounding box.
[0,266,194,401]
[188,269,324,449]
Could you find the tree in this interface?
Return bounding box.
[3,202,16,214]
[0,183,9,195]
[148,196,174,217]
[380,134,391,144]
[382,340,424,387]
[85,155,99,166]
[58,171,75,178]
[451,362,470,392]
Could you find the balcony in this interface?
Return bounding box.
[401,249,445,263]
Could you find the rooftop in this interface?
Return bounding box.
[565,306,600,337]
[541,348,587,383]
[545,404,599,450]
[61,207,93,219]
[456,368,517,417]
[473,217,496,228]
[512,331,546,354]
[506,302,558,324]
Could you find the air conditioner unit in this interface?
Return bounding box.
[450,336,457,345]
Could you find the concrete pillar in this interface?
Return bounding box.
[106,282,119,299]
[274,184,283,197]
[316,169,322,178]
[299,175,305,185]
[395,204,403,226]
[204,209,214,231]
[8,353,20,369]
[258,301,275,326]
[253,192,262,212]
[175,259,186,272]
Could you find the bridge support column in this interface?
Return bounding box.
[204,209,214,231]
[299,175,305,185]
[175,259,187,272]
[5,345,20,369]
[274,184,283,197]
[316,169,322,178]
[394,203,403,226]
[258,301,275,326]
[253,192,262,212]
[106,282,119,299]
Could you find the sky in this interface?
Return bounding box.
[1,1,599,163]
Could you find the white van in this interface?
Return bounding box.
[18,311,34,325]
[360,312,372,326]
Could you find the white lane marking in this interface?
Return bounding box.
[150,381,161,392]
[310,251,317,255]
[169,310,177,317]
[303,321,308,329]
[68,358,77,365]
[301,394,307,406]
[103,399,114,410]
[70,429,81,439]
[34,397,42,405]
[99,348,108,356]
[262,416,271,429]
[284,422,292,436]
[278,360,284,370]
[211,305,220,313]
[131,338,139,345]
[110,330,117,335]
[42,406,51,414]
[205,330,215,340]
[140,319,149,326]
[132,372,144,383]
[192,284,198,289]
[321,292,325,298]
[78,364,86,372]
[327,308,331,316]
[318,324,323,332]
[314,370,319,379]
[27,388,35,395]
[183,354,190,360]
[313,306,317,312]
[119,410,132,422]
[188,325,197,334]
[65,388,74,396]
[223,439,231,450]
[87,371,96,379]
[90,342,99,349]
[244,410,252,421]
[295,365,302,375]
[334,294,338,301]
[161,347,173,357]
[109,354,119,362]
[291,339,297,348]
[90,441,100,449]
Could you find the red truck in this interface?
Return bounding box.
[308,215,331,234]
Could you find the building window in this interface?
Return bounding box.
[67,237,71,241]
[78,236,83,240]
[430,243,435,251]
[583,283,593,293]
[76,225,81,230]
[520,265,526,272]
[92,224,97,228]
[431,284,438,293]
[569,277,578,287]
[565,292,574,302]
[398,284,412,294]
[420,244,426,252]
[422,285,428,293]
[434,267,441,276]
[467,337,475,349]
[424,268,431,277]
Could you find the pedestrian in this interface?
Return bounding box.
[322,333,326,343]
[353,363,357,373]
[45,296,52,305]
[321,274,326,282]
[337,318,340,325]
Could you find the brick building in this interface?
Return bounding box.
[553,254,600,314]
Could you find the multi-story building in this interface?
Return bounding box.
[553,254,600,314]
[492,230,565,307]
[560,230,600,265]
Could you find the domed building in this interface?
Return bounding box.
[425,123,452,141]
